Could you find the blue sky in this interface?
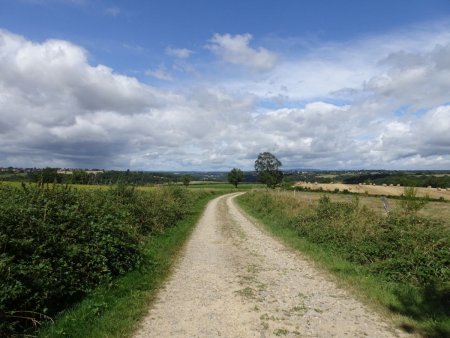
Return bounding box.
[1,0,450,170]
[3,1,449,78]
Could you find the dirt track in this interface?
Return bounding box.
[133,193,414,337]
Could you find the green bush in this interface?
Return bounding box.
[0,183,194,336]
[291,194,448,286]
[399,186,428,216]
[240,190,450,294]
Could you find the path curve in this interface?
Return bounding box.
[133,193,414,338]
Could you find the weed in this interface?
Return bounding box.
[273,328,289,335]
[235,287,256,299]
[290,305,307,315]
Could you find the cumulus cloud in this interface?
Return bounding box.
[0,29,261,169]
[0,29,184,168]
[165,46,193,58]
[217,23,450,103]
[1,24,450,170]
[341,101,450,169]
[374,105,450,159]
[206,33,277,71]
[367,43,450,110]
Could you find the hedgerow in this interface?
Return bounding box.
[0,183,193,336]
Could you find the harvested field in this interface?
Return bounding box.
[294,182,450,200]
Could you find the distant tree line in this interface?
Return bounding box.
[25,168,179,185]
[343,172,450,188]
[283,173,334,183]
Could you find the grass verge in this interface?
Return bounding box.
[236,192,450,338]
[38,190,222,338]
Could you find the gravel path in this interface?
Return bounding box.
[133,193,414,338]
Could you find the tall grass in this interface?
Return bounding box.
[237,190,450,337]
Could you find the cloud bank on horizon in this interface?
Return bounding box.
[1,3,450,170]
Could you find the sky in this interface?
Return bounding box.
[1,0,450,171]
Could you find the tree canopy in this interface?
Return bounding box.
[228,168,244,188]
[254,152,283,188]
[182,174,192,186]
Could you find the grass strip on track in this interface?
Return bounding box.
[38,190,223,338]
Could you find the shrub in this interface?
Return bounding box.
[240,190,450,287]
[399,187,428,216]
[0,183,194,336]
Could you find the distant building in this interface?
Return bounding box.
[57,169,73,175]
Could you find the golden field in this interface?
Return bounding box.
[294,182,450,200]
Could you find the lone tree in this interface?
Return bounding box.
[182,174,192,186]
[254,152,283,188]
[228,168,244,188]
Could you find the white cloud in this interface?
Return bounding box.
[0,29,262,169]
[165,46,193,59]
[145,65,172,81]
[343,102,450,169]
[1,23,450,171]
[0,29,186,168]
[206,33,277,71]
[366,43,450,110]
[215,22,450,104]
